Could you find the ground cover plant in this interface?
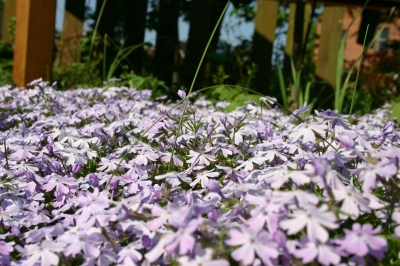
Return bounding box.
[0,79,399,265]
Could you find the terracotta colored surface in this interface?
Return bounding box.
[13,0,56,87]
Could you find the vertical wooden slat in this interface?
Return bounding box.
[285,3,312,58]
[284,3,312,70]
[13,0,57,87]
[252,0,279,94]
[316,6,344,86]
[1,0,16,43]
[58,0,85,66]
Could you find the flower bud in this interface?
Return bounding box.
[208,209,218,222]
[109,179,120,191]
[340,134,355,149]
[52,161,61,172]
[206,180,221,194]
[89,173,99,187]
[72,163,81,175]
[178,90,186,99]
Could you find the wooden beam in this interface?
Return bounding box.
[13,0,56,87]
[252,0,279,94]
[316,6,344,86]
[284,3,312,68]
[269,0,400,9]
[57,0,85,66]
[1,0,16,43]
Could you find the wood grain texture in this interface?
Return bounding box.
[316,6,345,86]
[13,0,56,87]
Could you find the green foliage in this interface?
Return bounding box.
[209,64,260,111]
[276,59,315,116]
[0,40,14,86]
[119,71,169,97]
[52,62,102,90]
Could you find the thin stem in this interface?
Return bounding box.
[89,0,107,60]
[103,34,107,82]
[349,24,369,117]
[168,0,230,171]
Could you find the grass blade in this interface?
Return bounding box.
[89,0,107,60]
[169,0,230,171]
[277,62,288,113]
[335,0,370,113]
[349,24,368,117]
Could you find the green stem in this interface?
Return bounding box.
[89,0,107,60]
[168,0,230,171]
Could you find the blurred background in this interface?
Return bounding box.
[3,0,400,116]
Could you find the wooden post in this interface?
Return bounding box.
[1,0,16,43]
[13,0,56,87]
[293,0,305,67]
[124,0,148,74]
[252,0,279,94]
[284,2,312,71]
[57,0,85,66]
[316,6,344,87]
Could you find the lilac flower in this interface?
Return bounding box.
[60,228,102,258]
[165,218,201,255]
[178,90,186,99]
[144,231,175,263]
[294,238,341,265]
[160,152,183,166]
[186,150,216,166]
[75,188,110,223]
[18,240,65,266]
[117,242,143,264]
[10,145,36,161]
[146,203,189,230]
[177,244,229,266]
[190,170,219,188]
[226,226,279,265]
[280,204,338,243]
[392,212,400,238]
[0,241,14,256]
[124,174,152,194]
[332,185,370,219]
[337,223,387,258]
[354,159,397,191]
[41,174,76,196]
[289,121,327,144]
[155,171,191,188]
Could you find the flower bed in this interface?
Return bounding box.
[0,80,399,265]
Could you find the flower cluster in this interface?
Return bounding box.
[0,82,399,265]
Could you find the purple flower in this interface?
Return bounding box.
[332,185,370,219]
[41,174,76,196]
[0,241,14,256]
[289,121,327,144]
[178,244,229,266]
[337,223,387,258]
[155,171,191,188]
[60,229,102,258]
[117,242,143,264]
[186,151,216,166]
[294,238,341,265]
[165,218,200,255]
[225,226,279,265]
[178,90,186,99]
[89,173,99,187]
[280,204,338,243]
[354,160,397,191]
[18,240,65,266]
[190,170,219,188]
